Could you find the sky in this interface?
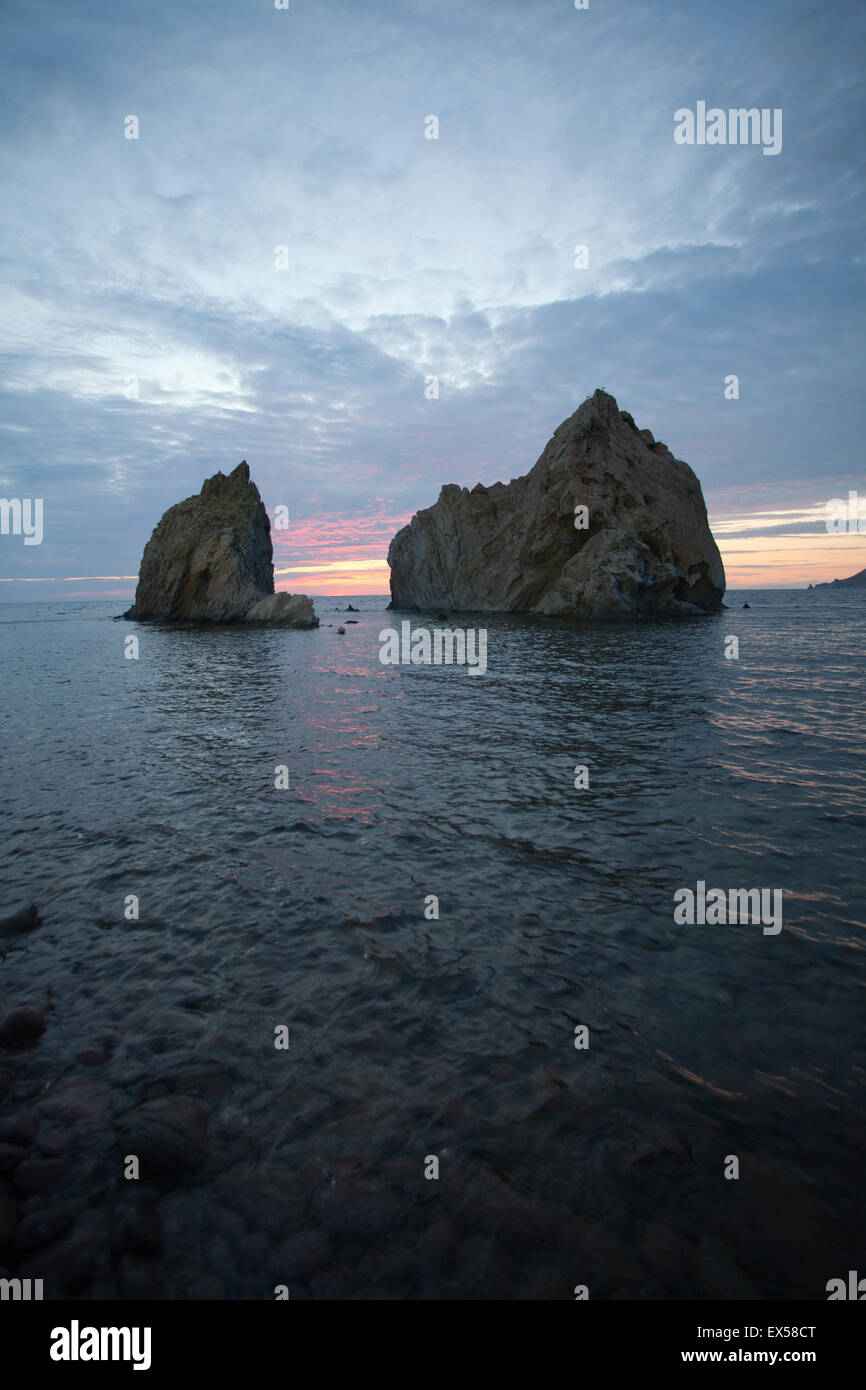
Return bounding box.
[1,0,865,598]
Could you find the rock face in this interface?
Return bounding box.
[388,390,725,617]
[124,461,318,627]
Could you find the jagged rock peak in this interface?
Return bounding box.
[200,459,252,498]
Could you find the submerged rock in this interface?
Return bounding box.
[116,1095,210,1177]
[388,390,725,617]
[123,461,318,627]
[0,903,42,935]
[244,592,317,627]
[0,1007,46,1047]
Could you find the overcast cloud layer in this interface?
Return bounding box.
[1,0,865,595]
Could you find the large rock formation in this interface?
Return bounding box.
[124,461,317,627]
[388,390,725,617]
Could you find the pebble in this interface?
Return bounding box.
[174,1066,231,1102]
[37,1076,110,1128]
[13,1157,71,1193]
[77,1047,109,1067]
[116,1095,210,1177]
[178,994,214,1013]
[23,1231,95,1291]
[0,1142,29,1173]
[688,1234,763,1300]
[13,1201,76,1254]
[0,1007,45,1047]
[316,1191,403,1239]
[214,1165,304,1234]
[636,1219,695,1289]
[238,1230,269,1268]
[11,1082,43,1103]
[0,903,42,934]
[187,1274,226,1299]
[0,1190,20,1247]
[0,1113,38,1146]
[525,1267,568,1300]
[458,1233,499,1280]
[208,1204,247,1243]
[37,1129,65,1157]
[415,1218,454,1275]
[205,1233,233,1273]
[112,1199,164,1256]
[274,1229,333,1280]
[118,1253,166,1299]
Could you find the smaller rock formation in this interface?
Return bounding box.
[124,461,317,627]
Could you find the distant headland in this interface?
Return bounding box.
[808,566,866,591]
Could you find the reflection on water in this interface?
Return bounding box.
[0,591,864,1298]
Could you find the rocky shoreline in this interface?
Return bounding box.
[1,902,519,1300]
[0,904,397,1299]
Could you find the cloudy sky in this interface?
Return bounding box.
[1,0,864,598]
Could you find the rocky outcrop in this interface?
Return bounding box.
[388,390,725,617]
[124,461,317,626]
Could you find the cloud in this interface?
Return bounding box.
[1,0,864,595]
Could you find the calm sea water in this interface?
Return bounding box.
[1,590,864,1299]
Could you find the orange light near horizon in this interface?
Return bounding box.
[3,504,864,598]
[275,558,391,595]
[718,534,866,588]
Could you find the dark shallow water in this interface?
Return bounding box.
[0,590,864,1299]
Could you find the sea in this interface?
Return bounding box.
[0,588,864,1299]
